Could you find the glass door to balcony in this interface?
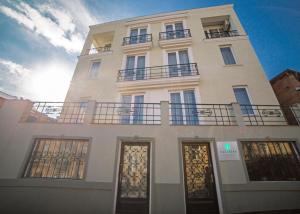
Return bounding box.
[167,50,191,77]
[170,90,198,125]
[182,143,219,214]
[120,95,144,124]
[116,142,150,214]
[124,55,145,81]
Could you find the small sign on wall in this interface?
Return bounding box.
[217,141,240,161]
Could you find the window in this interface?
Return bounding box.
[170,90,198,125]
[220,46,236,65]
[129,27,147,44]
[167,50,191,77]
[233,87,253,114]
[165,22,184,39]
[242,141,300,181]
[24,139,89,179]
[89,61,101,78]
[124,55,146,80]
[120,95,144,124]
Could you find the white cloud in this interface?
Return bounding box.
[0,2,85,53]
[0,58,73,101]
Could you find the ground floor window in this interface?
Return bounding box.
[242,141,300,181]
[24,138,89,179]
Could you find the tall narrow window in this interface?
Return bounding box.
[167,50,191,77]
[120,95,144,124]
[220,46,236,65]
[120,95,132,124]
[133,95,144,124]
[170,92,183,125]
[124,55,146,80]
[170,90,198,125]
[89,61,101,78]
[24,139,89,179]
[233,87,253,114]
[183,90,199,125]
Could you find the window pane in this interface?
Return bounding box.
[139,28,147,43]
[120,95,132,124]
[136,56,145,80]
[242,141,300,181]
[125,56,135,80]
[89,61,101,78]
[233,88,253,114]
[179,50,191,76]
[183,90,199,125]
[133,95,144,124]
[168,52,178,77]
[220,47,236,65]
[130,29,138,44]
[170,93,183,125]
[24,139,88,179]
[175,22,184,38]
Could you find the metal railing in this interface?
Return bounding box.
[23,102,87,124]
[159,29,191,40]
[169,103,236,126]
[205,30,239,39]
[240,105,291,126]
[84,46,111,55]
[117,63,199,81]
[93,102,161,125]
[122,34,152,45]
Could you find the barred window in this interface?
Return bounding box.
[24,139,89,179]
[242,141,300,181]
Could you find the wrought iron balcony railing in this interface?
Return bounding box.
[117,63,199,82]
[240,105,292,126]
[93,102,161,125]
[122,34,152,46]
[84,46,111,55]
[159,29,191,40]
[23,102,87,124]
[205,30,239,39]
[169,103,236,126]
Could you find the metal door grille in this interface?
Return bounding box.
[116,142,150,214]
[182,143,219,214]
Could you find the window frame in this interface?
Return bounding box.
[233,86,254,115]
[22,138,91,180]
[88,60,101,78]
[120,93,146,124]
[219,45,237,65]
[122,53,149,80]
[168,88,200,125]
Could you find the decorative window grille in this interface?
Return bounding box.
[242,141,300,181]
[24,139,89,179]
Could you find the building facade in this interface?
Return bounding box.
[0,4,300,214]
[270,69,300,125]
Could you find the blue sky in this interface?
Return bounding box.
[0,0,299,101]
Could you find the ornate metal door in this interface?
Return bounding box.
[182,143,219,214]
[116,142,150,214]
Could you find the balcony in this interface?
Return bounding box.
[116,63,200,90]
[82,45,112,56]
[20,101,300,127]
[204,30,239,39]
[122,34,152,53]
[158,29,192,48]
[201,15,242,41]
[82,31,114,57]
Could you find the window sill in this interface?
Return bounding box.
[223,64,243,67]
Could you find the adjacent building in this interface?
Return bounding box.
[270,69,300,124]
[0,4,300,214]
